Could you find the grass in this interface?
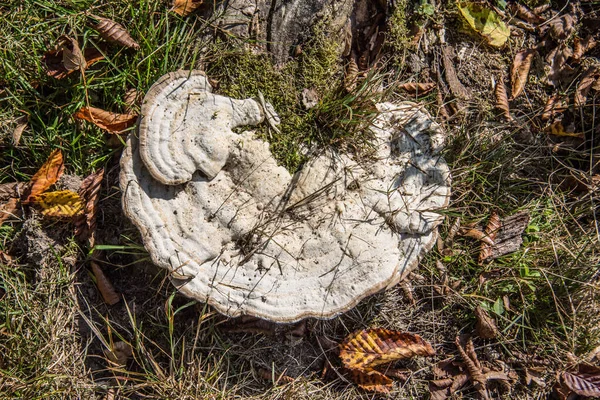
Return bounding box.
[1,0,599,399]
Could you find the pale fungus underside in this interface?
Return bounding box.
[120,70,450,322]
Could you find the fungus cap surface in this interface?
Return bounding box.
[120,70,451,322]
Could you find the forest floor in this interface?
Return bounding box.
[1,0,599,399]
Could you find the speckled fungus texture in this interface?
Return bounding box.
[120,70,451,323]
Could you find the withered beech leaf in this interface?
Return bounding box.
[90,15,140,50]
[548,14,576,41]
[479,212,500,263]
[344,58,359,93]
[12,115,28,146]
[75,169,104,245]
[541,95,567,121]
[511,49,536,100]
[572,36,597,62]
[0,182,28,203]
[74,107,138,134]
[575,67,600,109]
[91,261,121,305]
[348,368,393,393]
[57,35,87,72]
[172,0,203,16]
[474,306,498,339]
[0,198,21,227]
[32,190,84,218]
[546,44,574,86]
[24,149,65,203]
[509,2,545,24]
[562,368,600,397]
[460,228,494,246]
[494,79,512,121]
[397,82,436,96]
[339,328,435,371]
[42,46,105,80]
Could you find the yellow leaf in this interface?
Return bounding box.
[547,121,584,139]
[457,1,510,47]
[33,190,83,217]
[348,368,393,393]
[339,328,435,371]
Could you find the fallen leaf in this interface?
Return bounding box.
[0,198,21,227]
[546,121,584,139]
[548,14,575,41]
[123,88,140,110]
[256,367,295,384]
[74,107,138,134]
[12,115,28,146]
[348,368,392,393]
[172,0,203,16]
[525,366,546,387]
[0,182,28,202]
[457,1,510,48]
[494,78,511,121]
[546,44,574,86]
[23,149,65,203]
[32,190,83,218]
[397,82,436,96]
[510,49,536,99]
[541,95,566,121]
[75,169,104,245]
[57,35,87,72]
[594,76,600,92]
[460,228,495,246]
[479,212,501,263]
[572,36,597,62]
[91,261,121,305]
[105,341,133,367]
[575,67,600,109]
[89,15,140,50]
[509,2,545,24]
[344,57,359,93]
[339,328,435,371]
[42,46,105,80]
[562,367,600,397]
[474,306,498,339]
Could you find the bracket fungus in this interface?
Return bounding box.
[120,70,451,322]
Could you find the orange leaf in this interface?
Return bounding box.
[24,149,64,203]
[460,227,494,246]
[397,82,436,96]
[339,329,435,370]
[172,0,203,16]
[546,121,584,139]
[510,49,536,100]
[91,261,121,305]
[348,368,392,393]
[89,15,140,50]
[74,107,138,134]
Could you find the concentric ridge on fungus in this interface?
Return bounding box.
[120,70,451,322]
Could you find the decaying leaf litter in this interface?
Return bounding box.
[0,0,599,398]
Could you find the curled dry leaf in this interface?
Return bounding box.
[541,95,567,120]
[105,341,133,367]
[460,228,495,246]
[74,107,138,134]
[348,368,392,393]
[339,328,435,371]
[546,44,573,86]
[42,45,104,80]
[23,149,64,203]
[494,78,512,121]
[548,14,576,41]
[546,121,584,139]
[90,15,140,50]
[172,0,203,16]
[572,36,597,62]
[562,367,600,397]
[575,67,600,109]
[479,212,500,263]
[57,35,87,72]
[75,169,104,245]
[12,115,28,146]
[32,190,84,218]
[474,306,498,339]
[509,2,545,24]
[525,366,546,387]
[344,57,359,93]
[91,261,121,305]
[0,198,21,227]
[510,49,536,100]
[397,82,436,96]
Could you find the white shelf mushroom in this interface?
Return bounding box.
[120,70,451,323]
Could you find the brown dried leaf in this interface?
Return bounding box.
[339,329,435,371]
[344,58,359,92]
[0,182,28,203]
[510,49,536,100]
[509,3,545,24]
[91,261,120,305]
[24,149,65,203]
[12,115,28,146]
[90,15,140,50]
[460,228,495,246]
[562,367,600,397]
[0,198,21,227]
[546,44,574,86]
[123,88,140,110]
[74,107,138,134]
[42,46,104,80]
[541,95,567,121]
[548,14,576,41]
[397,82,436,96]
[474,306,498,339]
[172,0,203,16]
[57,35,87,72]
[105,341,133,367]
[75,169,104,245]
[348,368,392,393]
[479,212,501,263]
[546,121,584,139]
[494,78,512,121]
[32,190,84,218]
[575,67,600,109]
[525,366,546,387]
[256,367,295,384]
[572,36,597,62]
